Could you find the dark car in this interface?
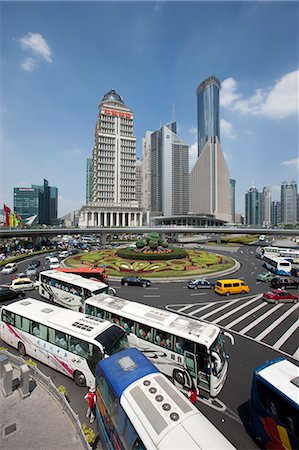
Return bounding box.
[291,265,299,277]
[187,278,215,289]
[121,276,151,287]
[30,260,41,268]
[270,277,299,290]
[0,286,26,302]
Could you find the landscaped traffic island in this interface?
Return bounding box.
[64,233,235,278]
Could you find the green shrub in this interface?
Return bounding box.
[117,247,187,260]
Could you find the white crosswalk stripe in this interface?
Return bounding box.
[167,295,299,360]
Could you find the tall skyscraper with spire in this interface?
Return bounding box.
[190,76,231,222]
[79,89,142,227]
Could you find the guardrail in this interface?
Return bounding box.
[0,350,90,450]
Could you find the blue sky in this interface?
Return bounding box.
[1,1,298,218]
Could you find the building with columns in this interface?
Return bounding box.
[79,89,143,228]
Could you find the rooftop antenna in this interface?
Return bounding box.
[172,104,176,122]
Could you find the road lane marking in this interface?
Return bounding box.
[190,292,207,296]
[177,304,195,312]
[200,296,259,321]
[216,301,266,327]
[273,319,299,350]
[143,295,160,298]
[292,347,299,360]
[255,303,299,341]
[240,303,283,334]
[189,303,214,315]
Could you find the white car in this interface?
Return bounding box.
[26,266,38,277]
[11,277,37,291]
[58,251,69,259]
[49,257,60,269]
[2,263,18,274]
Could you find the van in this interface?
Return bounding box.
[215,279,250,296]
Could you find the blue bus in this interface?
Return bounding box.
[250,358,299,450]
[95,348,235,450]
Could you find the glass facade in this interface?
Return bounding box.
[245,186,261,226]
[14,188,39,220]
[280,180,297,224]
[86,158,92,204]
[196,76,220,156]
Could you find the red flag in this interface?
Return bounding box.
[3,204,11,227]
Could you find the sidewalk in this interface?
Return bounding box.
[0,367,87,450]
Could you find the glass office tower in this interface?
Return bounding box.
[196,76,220,157]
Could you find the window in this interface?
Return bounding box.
[137,323,151,341]
[69,336,90,358]
[233,283,240,287]
[31,321,40,337]
[154,330,172,350]
[224,283,232,288]
[121,318,134,334]
[2,309,15,325]
[49,328,68,349]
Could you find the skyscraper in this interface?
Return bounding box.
[280,180,297,224]
[190,76,231,222]
[86,158,92,204]
[144,121,189,217]
[230,179,236,223]
[135,158,142,207]
[245,186,261,226]
[261,187,271,227]
[79,89,142,227]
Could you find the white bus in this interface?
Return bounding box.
[85,294,234,398]
[39,270,115,312]
[262,255,292,275]
[261,247,299,263]
[0,298,128,387]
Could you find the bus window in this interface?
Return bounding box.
[15,314,22,329]
[137,324,151,341]
[154,330,172,350]
[53,330,68,349]
[32,321,41,337]
[2,309,15,325]
[111,315,120,325]
[122,318,134,334]
[69,336,90,358]
[20,317,30,333]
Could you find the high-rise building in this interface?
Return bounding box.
[271,201,281,226]
[79,89,142,227]
[261,187,272,227]
[230,179,236,223]
[190,76,231,222]
[135,158,142,208]
[14,179,58,225]
[280,180,297,224]
[145,121,189,217]
[86,158,92,204]
[141,131,152,224]
[245,186,261,226]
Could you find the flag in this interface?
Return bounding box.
[3,204,11,227]
[9,212,16,228]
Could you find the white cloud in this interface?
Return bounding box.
[21,57,35,72]
[189,142,197,171]
[221,70,299,120]
[189,126,197,135]
[20,32,52,63]
[281,157,299,169]
[67,148,83,157]
[220,119,236,139]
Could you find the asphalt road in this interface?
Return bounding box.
[1,245,298,449]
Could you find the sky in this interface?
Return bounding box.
[1,0,298,218]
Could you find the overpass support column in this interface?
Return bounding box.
[217,234,221,244]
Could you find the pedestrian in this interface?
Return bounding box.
[84,386,96,423]
[188,385,199,405]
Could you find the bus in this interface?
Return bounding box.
[85,294,234,398]
[95,348,236,450]
[250,358,299,450]
[261,247,299,263]
[57,267,108,283]
[262,255,292,275]
[39,270,115,312]
[0,298,128,387]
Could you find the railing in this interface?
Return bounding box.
[0,350,90,450]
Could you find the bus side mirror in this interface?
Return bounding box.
[223,331,235,345]
[108,287,116,296]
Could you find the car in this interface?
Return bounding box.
[187,278,215,289]
[30,260,41,268]
[49,257,60,269]
[26,265,38,277]
[45,253,56,260]
[291,265,299,277]
[262,289,298,304]
[121,276,151,287]
[270,277,299,290]
[1,263,18,274]
[58,251,69,259]
[259,235,266,241]
[0,286,26,302]
[12,272,27,280]
[256,271,276,282]
[11,277,37,291]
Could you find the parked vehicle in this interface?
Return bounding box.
[26,265,38,277]
[256,271,276,282]
[121,276,151,287]
[11,277,37,291]
[0,286,26,302]
[262,289,298,304]
[270,277,299,290]
[187,278,215,289]
[1,263,17,274]
[215,279,249,296]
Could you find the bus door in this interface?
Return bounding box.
[184,352,197,389]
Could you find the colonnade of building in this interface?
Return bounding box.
[79,210,143,228]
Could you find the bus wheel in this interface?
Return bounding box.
[172,369,185,386]
[79,306,84,313]
[226,292,230,296]
[74,371,86,387]
[18,342,26,356]
[124,282,128,287]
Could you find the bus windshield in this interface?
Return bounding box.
[210,333,226,375]
[95,325,128,355]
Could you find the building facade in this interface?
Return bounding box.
[261,186,272,227]
[14,179,58,225]
[271,201,281,226]
[79,89,142,227]
[135,158,142,208]
[141,131,152,225]
[245,186,261,226]
[190,76,231,223]
[230,179,236,223]
[280,180,297,225]
[146,121,189,218]
[86,158,92,204]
